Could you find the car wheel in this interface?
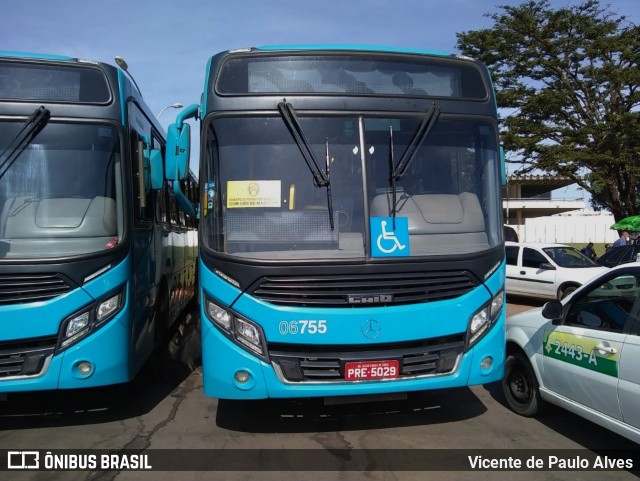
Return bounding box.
[502,352,542,417]
[559,285,578,300]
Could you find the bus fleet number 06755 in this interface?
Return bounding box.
[278,320,327,335]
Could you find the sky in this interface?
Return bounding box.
[2,0,638,202]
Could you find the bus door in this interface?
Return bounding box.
[128,104,157,364]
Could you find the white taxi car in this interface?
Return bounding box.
[503,263,640,444]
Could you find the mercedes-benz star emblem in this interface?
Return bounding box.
[361,319,380,339]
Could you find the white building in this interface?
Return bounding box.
[521,212,619,244]
[503,175,618,244]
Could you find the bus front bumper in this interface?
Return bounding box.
[201,315,505,400]
[0,310,131,393]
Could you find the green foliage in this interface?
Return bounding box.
[457,0,640,220]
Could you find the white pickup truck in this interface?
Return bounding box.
[506,242,608,300]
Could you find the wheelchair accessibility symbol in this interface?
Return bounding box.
[371,217,410,257]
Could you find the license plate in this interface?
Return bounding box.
[344,360,400,381]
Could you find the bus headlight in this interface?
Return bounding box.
[97,294,121,321]
[205,297,266,359]
[234,318,264,356]
[58,288,125,352]
[467,290,504,348]
[64,311,91,345]
[206,300,232,330]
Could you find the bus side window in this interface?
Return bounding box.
[156,186,168,224]
[168,187,179,226]
[130,132,154,222]
[153,134,168,224]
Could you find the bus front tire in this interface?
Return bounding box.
[502,352,542,417]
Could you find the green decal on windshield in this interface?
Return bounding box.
[543,329,619,377]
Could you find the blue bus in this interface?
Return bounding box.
[0,52,198,392]
[171,46,506,400]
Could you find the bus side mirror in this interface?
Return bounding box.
[166,122,190,182]
[500,146,507,186]
[149,149,164,190]
[166,103,199,182]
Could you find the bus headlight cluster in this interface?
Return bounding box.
[58,288,125,352]
[205,297,266,359]
[206,301,232,330]
[467,290,504,348]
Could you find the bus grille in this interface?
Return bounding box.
[249,271,478,307]
[269,335,465,383]
[0,336,57,379]
[0,273,72,305]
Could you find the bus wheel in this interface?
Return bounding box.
[153,288,170,351]
[502,352,542,417]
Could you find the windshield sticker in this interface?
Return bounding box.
[227,180,281,209]
[204,181,215,216]
[543,329,620,377]
[370,217,410,257]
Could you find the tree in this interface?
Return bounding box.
[456,0,640,221]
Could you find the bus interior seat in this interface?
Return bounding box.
[370,192,488,251]
[3,196,116,239]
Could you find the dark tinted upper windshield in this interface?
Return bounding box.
[0,61,111,103]
[217,54,487,99]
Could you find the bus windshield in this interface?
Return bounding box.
[0,122,123,259]
[201,114,501,260]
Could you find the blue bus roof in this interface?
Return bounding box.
[255,44,451,57]
[0,51,75,61]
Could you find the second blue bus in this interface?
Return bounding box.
[0,52,198,392]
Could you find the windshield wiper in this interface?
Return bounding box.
[393,103,440,181]
[324,137,334,230]
[387,103,440,225]
[278,99,334,230]
[388,126,398,228]
[0,106,50,181]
